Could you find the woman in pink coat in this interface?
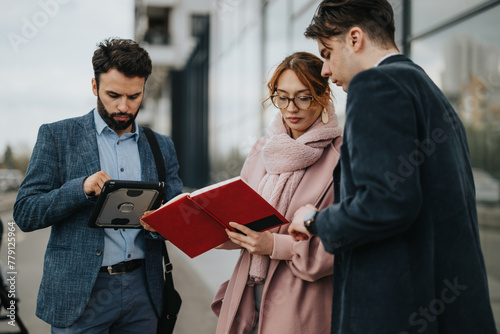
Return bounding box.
[211,52,343,334]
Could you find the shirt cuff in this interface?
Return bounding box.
[270,233,295,260]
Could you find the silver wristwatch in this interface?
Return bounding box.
[303,209,318,234]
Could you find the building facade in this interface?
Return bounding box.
[134,0,212,188]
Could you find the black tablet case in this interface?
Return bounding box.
[89,180,166,228]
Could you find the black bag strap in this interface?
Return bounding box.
[333,160,341,204]
[333,136,342,204]
[142,127,179,318]
[143,127,167,184]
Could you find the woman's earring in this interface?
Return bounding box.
[321,108,329,124]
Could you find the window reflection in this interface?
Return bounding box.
[144,7,171,45]
[412,7,500,188]
[264,0,289,73]
[411,0,488,35]
[211,1,262,182]
[412,5,500,327]
[388,0,404,47]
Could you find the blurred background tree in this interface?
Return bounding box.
[0,144,30,174]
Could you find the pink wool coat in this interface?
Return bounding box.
[212,136,342,334]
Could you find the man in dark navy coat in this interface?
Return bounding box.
[289,0,498,333]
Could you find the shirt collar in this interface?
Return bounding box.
[374,53,401,67]
[93,108,139,142]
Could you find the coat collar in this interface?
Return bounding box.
[378,53,412,66]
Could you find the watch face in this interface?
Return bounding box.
[304,209,316,223]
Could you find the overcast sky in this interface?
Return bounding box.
[0,0,134,155]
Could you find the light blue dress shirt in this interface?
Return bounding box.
[93,109,146,266]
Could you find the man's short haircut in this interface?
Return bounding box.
[92,37,152,88]
[305,0,397,48]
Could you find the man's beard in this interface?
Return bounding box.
[96,96,139,131]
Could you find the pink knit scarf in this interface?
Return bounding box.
[248,103,343,284]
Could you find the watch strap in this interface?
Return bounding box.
[304,210,318,235]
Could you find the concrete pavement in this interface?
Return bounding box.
[0,191,50,333]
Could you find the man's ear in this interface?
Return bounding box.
[348,27,364,52]
[91,78,98,96]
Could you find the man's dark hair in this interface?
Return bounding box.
[305,0,396,48]
[92,37,152,89]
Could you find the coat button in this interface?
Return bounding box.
[96,249,102,256]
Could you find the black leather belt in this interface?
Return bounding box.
[100,259,144,275]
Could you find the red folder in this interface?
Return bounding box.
[141,177,288,258]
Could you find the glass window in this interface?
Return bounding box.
[264,0,290,74]
[291,0,319,53]
[210,0,263,182]
[388,0,404,48]
[214,0,239,54]
[239,0,262,29]
[144,6,171,45]
[411,0,489,36]
[292,0,317,17]
[191,14,209,37]
[411,6,500,326]
[263,0,292,127]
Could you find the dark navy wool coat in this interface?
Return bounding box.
[315,55,497,334]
